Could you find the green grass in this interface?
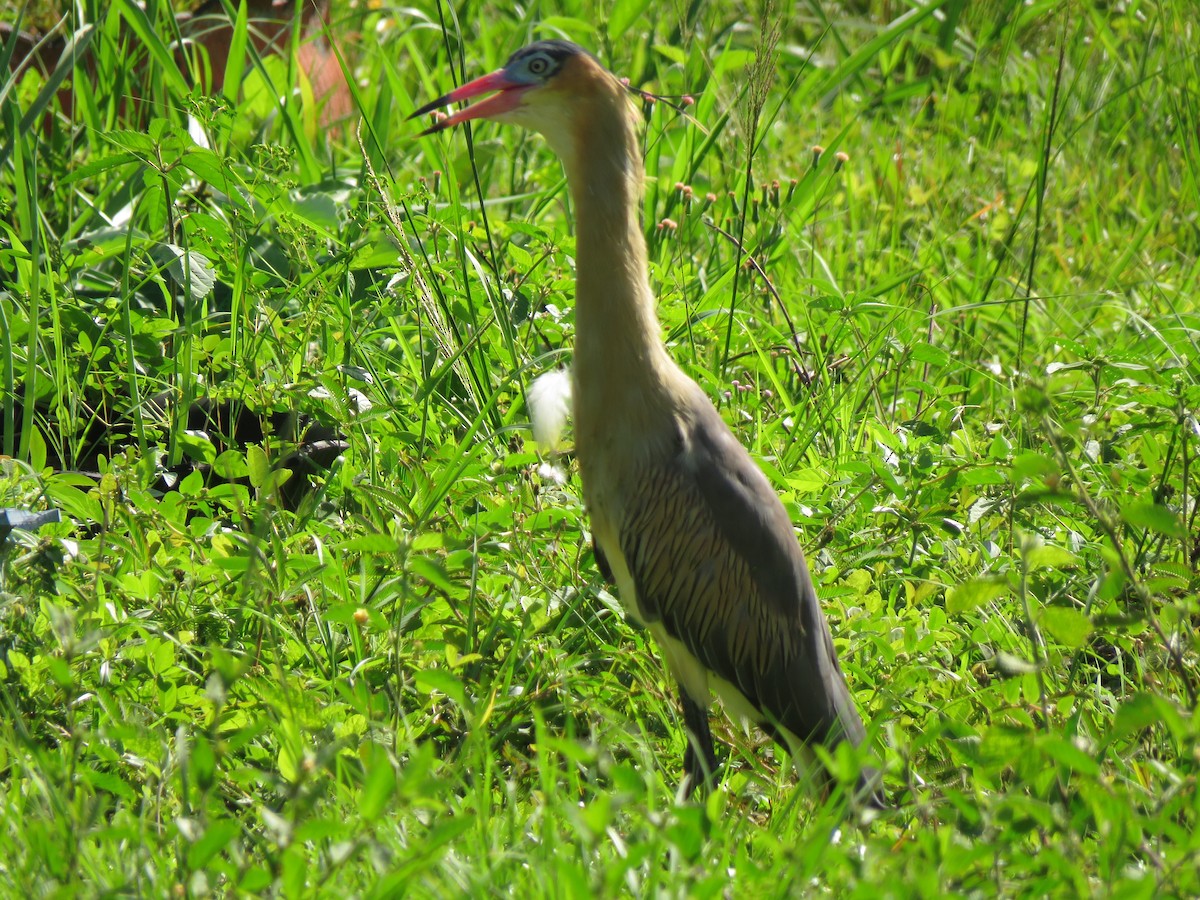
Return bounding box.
[2,0,1198,894]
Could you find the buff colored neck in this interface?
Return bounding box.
[561,88,679,446]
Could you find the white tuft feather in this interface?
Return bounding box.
[537,462,567,485]
[528,369,573,450]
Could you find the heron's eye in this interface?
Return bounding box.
[527,55,550,75]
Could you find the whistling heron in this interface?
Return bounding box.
[412,40,883,806]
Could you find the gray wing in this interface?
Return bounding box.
[619,400,867,751]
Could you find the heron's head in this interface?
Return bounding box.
[410,40,631,160]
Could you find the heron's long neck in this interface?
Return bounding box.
[564,98,675,433]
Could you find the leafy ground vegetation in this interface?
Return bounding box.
[2,0,1198,895]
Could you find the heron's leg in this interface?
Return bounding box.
[593,540,614,585]
[679,687,719,796]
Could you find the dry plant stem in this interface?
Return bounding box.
[1043,418,1198,708]
[721,6,780,372]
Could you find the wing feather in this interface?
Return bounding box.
[618,399,867,750]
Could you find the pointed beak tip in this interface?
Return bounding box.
[409,108,451,137]
[414,122,446,138]
[408,92,453,124]
[410,69,527,137]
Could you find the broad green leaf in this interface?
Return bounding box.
[665,805,706,861]
[1025,545,1077,570]
[1120,501,1184,538]
[29,425,46,473]
[213,450,249,480]
[178,431,217,465]
[1010,452,1057,482]
[150,639,175,676]
[79,767,136,802]
[713,49,757,78]
[787,469,828,493]
[44,480,104,525]
[911,341,950,367]
[1039,607,1093,648]
[246,445,270,489]
[1108,692,1164,742]
[101,130,158,155]
[294,820,350,843]
[277,743,298,784]
[946,577,1007,614]
[60,152,142,185]
[151,243,217,304]
[653,43,688,66]
[239,868,271,893]
[261,467,293,495]
[191,733,216,791]
[414,669,467,708]
[1040,737,1100,776]
[281,846,307,897]
[411,532,445,551]
[284,192,341,233]
[359,747,397,820]
[341,533,402,554]
[408,555,456,593]
[178,469,205,496]
[180,150,252,211]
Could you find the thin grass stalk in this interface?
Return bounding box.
[1017,22,1069,376]
[11,104,39,467]
[0,296,11,460]
[431,2,505,429]
[720,7,779,374]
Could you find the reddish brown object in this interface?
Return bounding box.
[4,0,352,126]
